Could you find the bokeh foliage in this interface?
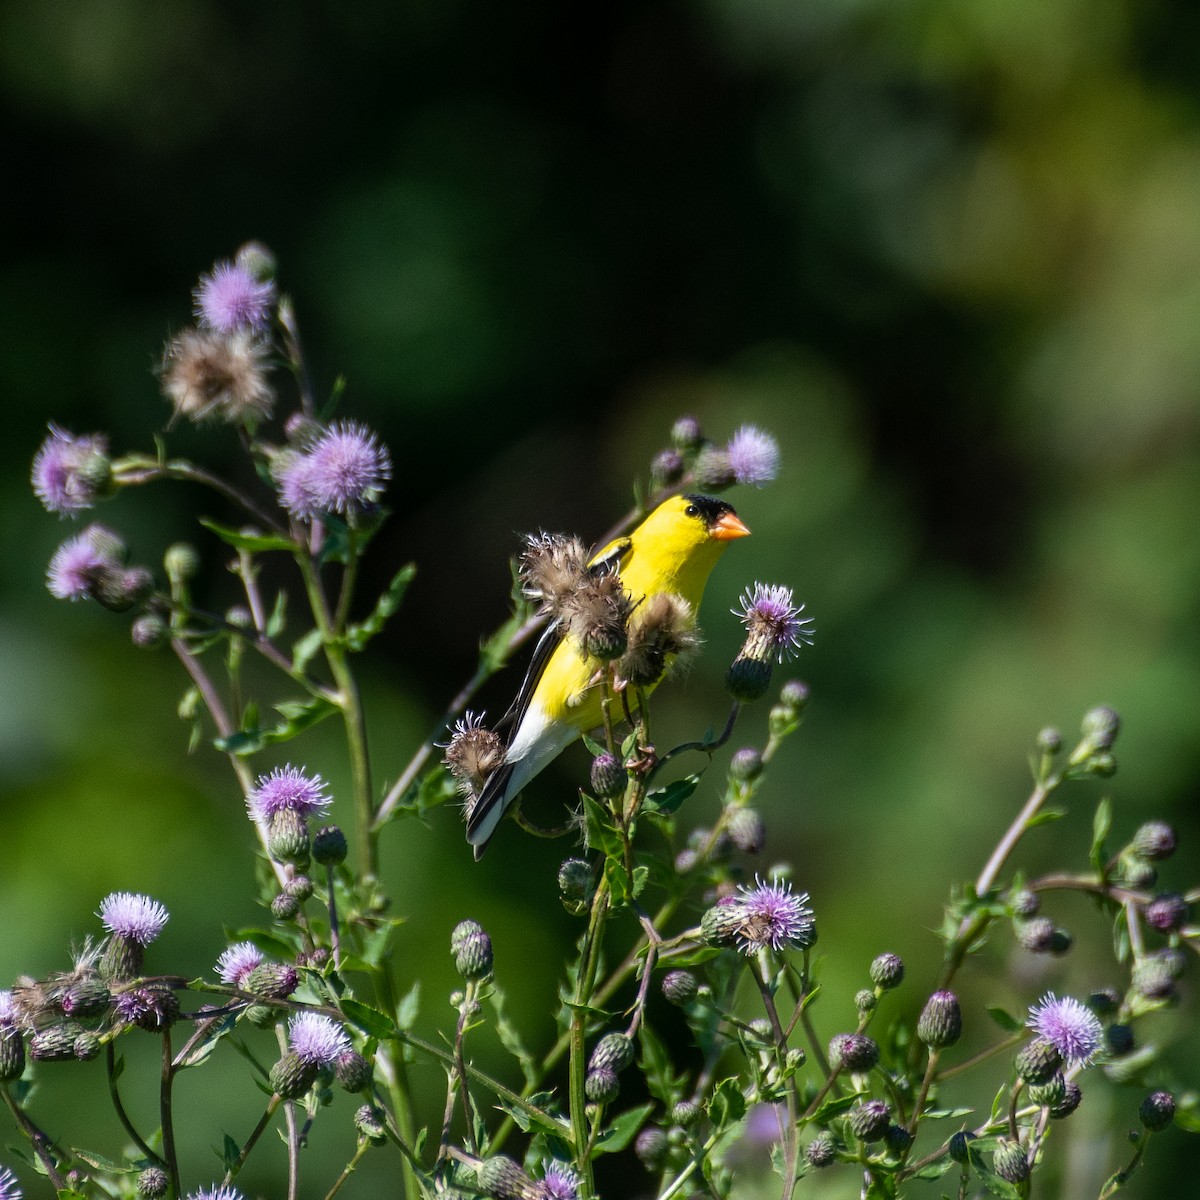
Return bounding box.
[2,1,1198,1195]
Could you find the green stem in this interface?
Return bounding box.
[323,1141,371,1200]
[160,1031,182,1200]
[2,1086,66,1191]
[106,1042,162,1165]
[570,877,612,1189]
[223,1095,282,1184]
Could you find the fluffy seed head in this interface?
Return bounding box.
[288,1012,351,1065]
[734,583,815,663]
[519,533,590,618]
[32,425,110,515]
[616,592,700,687]
[1027,993,1103,1067]
[725,425,780,486]
[248,766,332,822]
[562,570,633,661]
[160,328,273,424]
[733,877,816,954]
[194,260,276,333]
[99,893,169,945]
[443,712,505,802]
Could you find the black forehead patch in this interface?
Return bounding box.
[682,493,737,526]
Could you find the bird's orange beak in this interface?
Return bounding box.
[711,512,751,540]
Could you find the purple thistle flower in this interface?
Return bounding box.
[535,1163,581,1200]
[725,425,780,487]
[743,1102,785,1148]
[185,1187,244,1200]
[194,261,276,334]
[303,421,392,516]
[98,892,169,945]
[1027,993,1103,1067]
[247,766,332,822]
[288,1012,351,1065]
[734,877,816,954]
[31,425,109,515]
[276,451,321,521]
[0,991,15,1027]
[0,1166,21,1200]
[46,525,121,600]
[733,583,816,663]
[216,942,265,987]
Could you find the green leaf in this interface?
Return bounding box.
[912,1159,957,1180]
[631,864,649,899]
[594,1104,654,1153]
[341,998,397,1040]
[317,508,388,567]
[292,627,324,674]
[496,1096,569,1141]
[346,564,417,651]
[396,982,420,1033]
[708,1077,747,1126]
[1091,796,1113,875]
[490,982,538,1089]
[213,694,339,755]
[645,773,701,815]
[70,1149,131,1174]
[1025,807,1066,828]
[986,1006,1024,1033]
[583,794,623,860]
[639,1024,685,1107]
[266,590,288,639]
[222,1134,240,1171]
[199,517,296,553]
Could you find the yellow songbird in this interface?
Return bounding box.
[466,493,750,857]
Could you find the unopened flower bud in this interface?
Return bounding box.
[636,1126,669,1168]
[0,1028,25,1080]
[454,928,494,980]
[870,952,904,990]
[1080,705,1120,752]
[1132,956,1178,1001]
[806,1132,836,1167]
[777,679,810,712]
[992,1140,1029,1183]
[1028,1072,1067,1108]
[355,1103,389,1145]
[286,875,313,902]
[131,613,168,648]
[30,1022,82,1062]
[671,415,703,453]
[268,808,310,865]
[1140,1090,1176,1132]
[848,1099,890,1142]
[1088,988,1120,1017]
[701,898,745,947]
[1120,855,1157,888]
[244,963,299,1000]
[1010,889,1040,918]
[830,1033,878,1073]
[244,1003,276,1028]
[558,858,593,912]
[1133,821,1177,862]
[674,847,699,874]
[1087,752,1116,778]
[477,1155,532,1200]
[662,970,698,1005]
[651,448,685,486]
[589,1032,634,1074]
[729,747,763,782]
[1017,916,1056,953]
[947,1131,974,1164]
[671,1099,701,1126]
[1146,893,1189,933]
[137,1168,170,1199]
[917,991,962,1048]
[1106,1024,1135,1056]
[1047,928,1073,955]
[236,240,277,282]
[585,1066,619,1104]
[590,752,626,799]
[270,1051,319,1099]
[726,655,773,702]
[855,989,877,1015]
[272,893,300,921]
[61,979,111,1018]
[884,1124,913,1154]
[1037,727,1062,754]
[313,824,348,866]
[727,807,766,853]
[1050,1079,1082,1119]
[334,1049,373,1093]
[1016,1037,1062,1084]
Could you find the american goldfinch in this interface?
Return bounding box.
[465,493,750,857]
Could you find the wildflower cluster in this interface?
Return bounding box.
[8,246,1195,1200]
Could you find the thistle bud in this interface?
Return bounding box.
[917,990,962,1048]
[1131,955,1178,1001]
[1037,727,1062,754]
[313,824,348,866]
[671,415,703,454]
[726,807,766,854]
[60,979,111,1018]
[1120,855,1157,888]
[451,920,483,956]
[286,875,314,902]
[701,898,745,947]
[131,613,168,649]
[137,1168,170,1199]
[1139,1090,1176,1132]
[1133,821,1177,862]
[1027,1072,1067,1109]
[1047,928,1073,955]
[477,1156,533,1200]
[947,1131,974,1164]
[558,858,594,913]
[1016,916,1056,953]
[1016,1037,1062,1085]
[729,747,763,782]
[671,1100,701,1126]
[1009,889,1040,918]
[244,963,299,1000]
[855,989,877,1015]
[847,1099,890,1142]
[806,1133,836,1168]
[1087,752,1117,778]
[0,1028,25,1081]
[831,1033,879,1073]
[267,808,310,865]
[1050,1080,1083,1119]
[1088,988,1120,1017]
[272,893,300,921]
[1080,705,1120,752]
[236,240,277,282]
[662,970,698,1006]
[585,1066,619,1104]
[869,952,904,990]
[884,1125,913,1154]
[270,1051,319,1099]
[244,1003,277,1028]
[30,1022,82,1062]
[992,1140,1029,1183]
[777,679,810,712]
[355,1103,389,1145]
[651,448,685,487]
[334,1049,374,1093]
[1105,1024,1135,1056]
[725,655,773,702]
[589,1032,634,1074]
[590,752,626,799]
[636,1126,669,1169]
[454,928,494,980]
[1145,892,1188,933]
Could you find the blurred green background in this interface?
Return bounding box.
[3,1,1199,1196]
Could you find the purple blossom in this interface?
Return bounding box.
[98,892,169,945]
[0,991,14,1027]
[725,425,780,487]
[304,421,391,515]
[216,942,265,986]
[534,1163,580,1200]
[288,1012,351,1065]
[194,261,276,333]
[276,451,320,521]
[735,877,816,954]
[185,1187,244,1200]
[46,525,121,600]
[743,1102,785,1148]
[1027,993,1103,1067]
[0,1166,21,1200]
[247,766,332,822]
[733,582,815,662]
[31,425,109,515]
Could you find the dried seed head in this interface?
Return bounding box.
[443,712,505,801]
[616,592,700,688]
[562,571,632,662]
[160,328,273,424]
[519,533,590,618]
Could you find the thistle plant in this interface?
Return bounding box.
[7,243,1196,1200]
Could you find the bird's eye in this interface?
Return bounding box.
[685,504,699,517]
